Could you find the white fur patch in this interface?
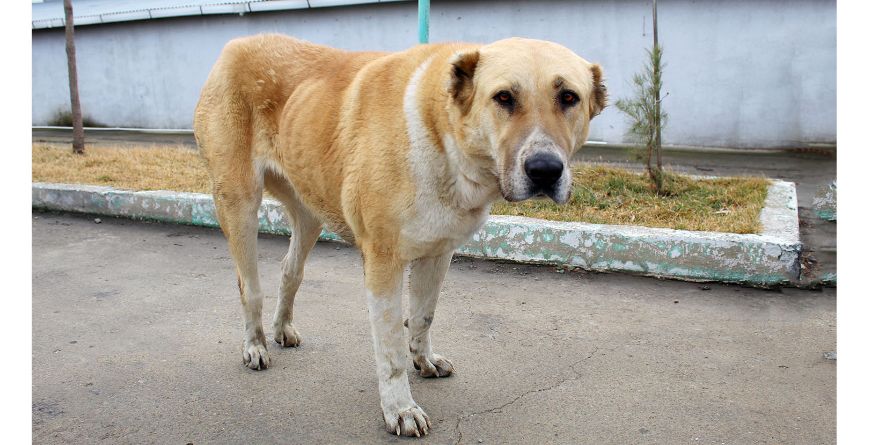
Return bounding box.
[365,291,418,423]
[401,57,496,259]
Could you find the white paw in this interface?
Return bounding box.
[273,322,301,348]
[413,353,454,378]
[242,337,270,370]
[384,405,431,437]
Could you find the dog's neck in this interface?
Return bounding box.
[404,55,500,213]
[441,132,500,211]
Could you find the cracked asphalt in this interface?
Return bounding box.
[32,212,835,444]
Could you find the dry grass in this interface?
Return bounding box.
[32,143,212,194]
[492,165,769,233]
[32,143,769,234]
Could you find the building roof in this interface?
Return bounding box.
[32,0,408,29]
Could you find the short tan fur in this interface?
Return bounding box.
[194,34,605,437]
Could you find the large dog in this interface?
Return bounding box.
[194,34,605,437]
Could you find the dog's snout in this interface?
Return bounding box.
[524,153,563,188]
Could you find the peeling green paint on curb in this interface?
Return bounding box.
[32,181,801,286]
[812,180,836,222]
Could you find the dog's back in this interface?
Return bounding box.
[194,33,385,165]
[194,34,387,236]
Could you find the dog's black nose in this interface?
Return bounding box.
[524,153,563,188]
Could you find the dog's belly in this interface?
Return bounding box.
[281,179,357,244]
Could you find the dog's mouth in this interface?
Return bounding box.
[500,182,571,204]
[535,185,569,203]
[525,187,560,202]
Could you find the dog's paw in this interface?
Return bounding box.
[413,353,454,378]
[273,323,301,348]
[384,405,431,437]
[242,337,270,370]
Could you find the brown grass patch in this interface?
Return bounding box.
[492,165,769,233]
[32,143,212,194]
[32,143,769,234]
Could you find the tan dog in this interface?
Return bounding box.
[194,34,605,437]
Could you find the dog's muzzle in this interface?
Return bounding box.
[521,152,570,203]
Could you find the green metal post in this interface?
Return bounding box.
[418,0,430,43]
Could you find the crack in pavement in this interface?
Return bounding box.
[450,348,600,445]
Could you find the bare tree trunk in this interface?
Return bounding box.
[646,138,654,186]
[64,0,85,154]
[652,0,663,191]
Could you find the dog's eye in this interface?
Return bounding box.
[559,90,579,108]
[493,90,515,109]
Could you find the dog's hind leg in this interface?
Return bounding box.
[213,168,269,370]
[407,251,455,378]
[363,244,431,437]
[264,173,322,348]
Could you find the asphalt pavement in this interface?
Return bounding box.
[32,212,835,444]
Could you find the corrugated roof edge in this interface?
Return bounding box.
[32,0,409,29]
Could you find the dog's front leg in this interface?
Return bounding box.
[363,246,431,437]
[408,251,455,378]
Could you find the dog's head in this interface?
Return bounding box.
[447,38,606,203]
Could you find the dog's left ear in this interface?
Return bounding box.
[448,50,480,114]
[588,63,607,119]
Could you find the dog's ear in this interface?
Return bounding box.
[588,63,607,119]
[448,50,480,114]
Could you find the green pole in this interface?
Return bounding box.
[418,0,429,43]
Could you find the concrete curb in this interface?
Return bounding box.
[32,181,801,286]
[812,180,837,221]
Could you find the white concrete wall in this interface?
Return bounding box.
[32,0,836,148]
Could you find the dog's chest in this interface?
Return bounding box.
[399,199,489,259]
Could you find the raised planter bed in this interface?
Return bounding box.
[32,180,800,286]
